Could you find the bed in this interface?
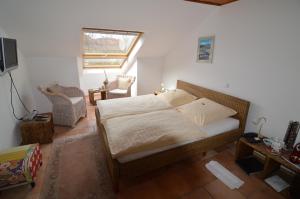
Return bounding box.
[95,80,250,191]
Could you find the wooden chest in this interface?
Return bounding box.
[20,113,54,145]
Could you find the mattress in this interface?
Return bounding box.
[97,94,171,120]
[117,117,239,163]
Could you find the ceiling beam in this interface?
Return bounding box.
[184,0,238,6]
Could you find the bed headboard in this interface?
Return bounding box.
[177,80,250,132]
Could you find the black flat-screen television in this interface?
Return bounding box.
[0,37,18,75]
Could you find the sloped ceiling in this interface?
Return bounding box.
[0,0,216,58]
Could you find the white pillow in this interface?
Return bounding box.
[118,77,131,90]
[177,98,237,126]
[157,89,197,107]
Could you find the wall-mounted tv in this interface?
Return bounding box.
[0,37,18,76]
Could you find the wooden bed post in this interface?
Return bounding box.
[111,160,120,192]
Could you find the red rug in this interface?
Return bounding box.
[40,132,116,199]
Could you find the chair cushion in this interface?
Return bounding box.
[109,89,128,94]
[118,77,131,90]
[69,97,83,104]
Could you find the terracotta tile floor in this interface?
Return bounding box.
[1,98,285,199]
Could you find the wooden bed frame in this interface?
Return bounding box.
[95,80,250,192]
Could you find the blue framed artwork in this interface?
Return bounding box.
[197,36,215,63]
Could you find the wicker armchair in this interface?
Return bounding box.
[38,84,87,127]
[107,75,136,99]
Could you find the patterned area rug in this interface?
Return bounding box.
[40,131,115,199]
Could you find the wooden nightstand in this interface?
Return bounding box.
[236,137,300,178]
[20,113,54,145]
[88,89,107,105]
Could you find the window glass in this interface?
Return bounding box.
[82,29,141,68]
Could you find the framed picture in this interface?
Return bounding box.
[197,36,215,63]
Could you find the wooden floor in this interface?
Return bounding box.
[1,98,285,199]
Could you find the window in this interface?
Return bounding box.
[82,28,142,69]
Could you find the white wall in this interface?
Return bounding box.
[0,27,35,150]
[126,60,138,97]
[79,57,161,96]
[79,57,160,97]
[137,57,163,95]
[162,0,300,142]
[27,55,154,104]
[27,57,80,113]
[79,69,122,94]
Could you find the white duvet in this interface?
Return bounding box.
[103,109,207,159]
[97,94,171,120]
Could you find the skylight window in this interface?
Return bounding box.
[82,28,142,69]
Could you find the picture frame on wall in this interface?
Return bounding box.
[197,36,215,63]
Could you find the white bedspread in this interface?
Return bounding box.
[103,109,207,158]
[117,118,239,162]
[97,94,171,120]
